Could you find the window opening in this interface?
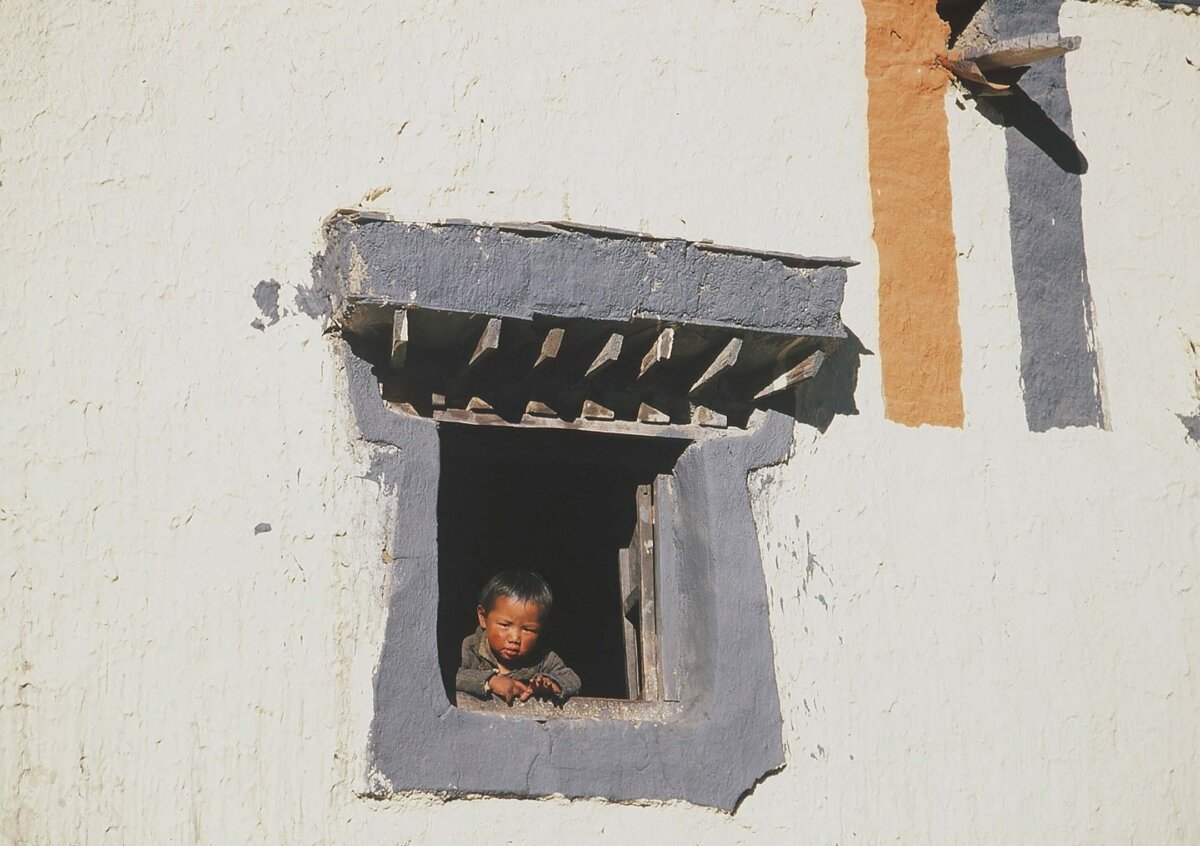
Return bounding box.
[437,423,686,711]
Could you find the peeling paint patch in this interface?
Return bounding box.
[251,280,282,331]
[1179,413,1200,443]
[292,280,332,320]
[252,276,332,330]
[254,522,272,535]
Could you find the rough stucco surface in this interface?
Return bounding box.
[329,220,848,338]
[3,1,1200,843]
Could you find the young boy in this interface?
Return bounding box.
[457,570,581,704]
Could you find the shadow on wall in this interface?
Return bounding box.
[793,330,871,433]
[974,72,1089,175]
[1181,412,1200,444]
[936,0,1088,174]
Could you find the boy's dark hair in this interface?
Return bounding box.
[478,570,554,617]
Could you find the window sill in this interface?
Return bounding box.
[455,693,682,723]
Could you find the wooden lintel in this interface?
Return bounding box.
[525,400,557,418]
[753,349,826,400]
[638,327,675,379]
[581,400,615,421]
[469,317,502,367]
[689,337,742,395]
[390,309,409,369]
[637,402,670,425]
[693,405,727,428]
[585,333,624,378]
[534,327,565,368]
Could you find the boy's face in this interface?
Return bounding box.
[477,595,544,668]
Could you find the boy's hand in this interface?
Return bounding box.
[529,674,562,698]
[487,675,532,704]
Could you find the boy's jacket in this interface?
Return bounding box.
[456,627,582,700]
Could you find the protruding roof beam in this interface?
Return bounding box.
[962,34,1081,73]
[469,317,502,367]
[690,337,742,395]
[753,349,826,400]
[369,303,844,433]
[581,400,615,421]
[390,308,409,370]
[639,327,675,379]
[585,333,624,378]
[693,406,727,428]
[940,34,1082,97]
[534,327,565,368]
[637,402,670,425]
[525,400,557,418]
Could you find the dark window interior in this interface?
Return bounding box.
[437,424,688,701]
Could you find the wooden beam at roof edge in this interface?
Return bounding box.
[585,333,624,378]
[690,337,742,395]
[962,34,1081,73]
[637,402,670,425]
[753,349,826,400]
[639,327,675,379]
[525,400,557,418]
[469,317,502,367]
[693,406,727,428]
[534,327,565,368]
[581,400,615,421]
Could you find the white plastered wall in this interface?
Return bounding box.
[1,1,1197,843]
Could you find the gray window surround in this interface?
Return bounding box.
[322,216,851,811]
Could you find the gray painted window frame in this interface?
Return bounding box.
[345,349,792,811]
[323,217,851,810]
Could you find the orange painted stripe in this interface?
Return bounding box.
[862,0,964,428]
